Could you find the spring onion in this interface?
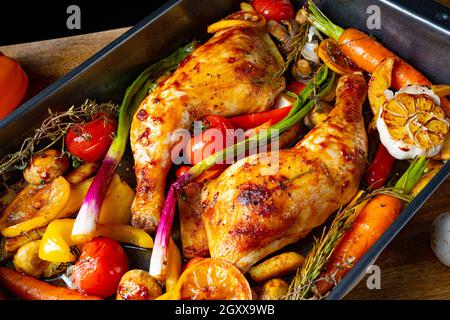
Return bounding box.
[71,42,196,242]
[150,65,335,280]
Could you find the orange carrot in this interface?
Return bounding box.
[307,1,450,117]
[314,156,427,296]
[338,28,431,90]
[0,267,102,300]
[314,194,402,295]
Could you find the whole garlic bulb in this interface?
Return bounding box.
[431,212,450,267]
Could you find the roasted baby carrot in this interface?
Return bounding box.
[315,156,428,296]
[314,194,402,295]
[0,267,102,300]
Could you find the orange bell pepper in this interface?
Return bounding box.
[0,53,28,119]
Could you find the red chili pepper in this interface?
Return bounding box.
[363,144,396,189]
[228,106,292,130]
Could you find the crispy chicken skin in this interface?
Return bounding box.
[201,74,368,271]
[130,27,285,233]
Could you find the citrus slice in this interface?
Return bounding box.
[377,85,449,159]
[318,38,361,75]
[160,258,252,300]
[0,176,71,237]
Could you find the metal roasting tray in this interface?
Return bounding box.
[0,0,449,300]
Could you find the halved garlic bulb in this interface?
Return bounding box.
[377,85,449,160]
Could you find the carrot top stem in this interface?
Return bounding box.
[306,0,344,41]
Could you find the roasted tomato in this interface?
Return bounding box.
[65,115,117,162]
[186,116,235,166]
[72,237,129,298]
[252,0,295,22]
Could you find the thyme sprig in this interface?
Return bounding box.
[0,100,118,182]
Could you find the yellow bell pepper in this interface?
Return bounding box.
[39,219,153,263]
[57,174,134,225]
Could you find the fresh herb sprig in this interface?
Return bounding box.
[0,100,118,183]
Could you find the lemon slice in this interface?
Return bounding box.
[377,85,449,160]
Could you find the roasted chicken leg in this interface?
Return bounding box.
[130,27,285,233]
[201,74,368,271]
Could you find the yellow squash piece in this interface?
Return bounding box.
[0,177,71,237]
[39,219,153,263]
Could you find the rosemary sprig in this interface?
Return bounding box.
[285,157,427,300]
[285,190,369,300]
[0,100,118,183]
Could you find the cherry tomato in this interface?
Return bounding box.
[287,80,307,95]
[186,116,235,166]
[65,115,117,162]
[363,144,396,190]
[0,54,28,120]
[72,237,129,298]
[252,0,295,22]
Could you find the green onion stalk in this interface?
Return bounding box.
[72,42,196,242]
[150,65,336,280]
[305,0,345,41]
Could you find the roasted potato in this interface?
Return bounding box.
[259,278,289,300]
[23,149,69,185]
[116,269,162,300]
[249,252,305,283]
[13,240,50,278]
[64,161,100,185]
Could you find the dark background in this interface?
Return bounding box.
[0,0,169,46]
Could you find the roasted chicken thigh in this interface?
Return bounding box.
[201,74,369,271]
[130,27,285,233]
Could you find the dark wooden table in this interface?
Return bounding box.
[0,1,449,300]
